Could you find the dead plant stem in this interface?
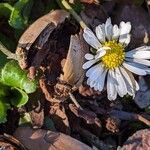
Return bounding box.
[0,41,17,60]
[69,92,83,110]
[56,0,87,29]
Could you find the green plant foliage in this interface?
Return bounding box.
[0,3,13,18]
[0,97,10,123]
[70,1,84,13]
[10,87,28,107]
[0,83,29,123]
[0,60,38,123]
[1,60,37,94]
[0,83,10,97]
[9,0,34,29]
[0,83,10,123]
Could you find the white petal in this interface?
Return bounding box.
[87,77,91,85]
[87,68,107,91]
[88,66,103,81]
[105,18,113,40]
[126,50,150,59]
[123,62,147,75]
[114,68,128,97]
[119,21,131,45]
[126,68,139,91]
[107,70,117,100]
[90,80,97,88]
[94,82,99,91]
[86,63,103,77]
[119,21,131,35]
[95,24,105,42]
[112,24,120,40]
[119,67,136,96]
[95,48,106,59]
[97,69,107,91]
[126,46,150,54]
[83,27,101,49]
[124,34,131,46]
[125,57,150,67]
[83,59,99,69]
[85,53,94,60]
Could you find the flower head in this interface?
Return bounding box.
[83,18,150,100]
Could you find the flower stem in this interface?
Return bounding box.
[0,41,17,60]
[56,0,87,29]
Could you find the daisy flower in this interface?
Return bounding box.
[82,18,150,100]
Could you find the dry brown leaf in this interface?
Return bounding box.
[16,10,70,69]
[59,31,89,88]
[14,127,93,150]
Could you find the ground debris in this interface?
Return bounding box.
[14,127,93,150]
[122,129,150,150]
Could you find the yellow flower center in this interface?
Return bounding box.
[101,41,125,69]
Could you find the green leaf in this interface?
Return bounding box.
[9,0,34,29]
[0,3,13,18]
[10,87,28,107]
[70,1,84,13]
[1,60,37,94]
[0,83,10,98]
[1,60,26,88]
[0,97,10,123]
[0,51,8,69]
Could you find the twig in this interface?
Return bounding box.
[0,41,17,60]
[69,92,83,110]
[56,0,87,29]
[109,110,150,127]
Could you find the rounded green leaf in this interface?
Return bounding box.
[0,98,10,123]
[0,83,10,98]
[10,87,28,107]
[9,0,33,29]
[0,3,13,18]
[1,60,25,87]
[1,60,37,93]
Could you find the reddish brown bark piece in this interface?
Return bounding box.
[122,129,150,150]
[14,127,93,150]
[16,10,69,69]
[0,134,27,150]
